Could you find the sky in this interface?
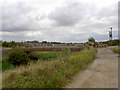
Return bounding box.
[0,0,119,42]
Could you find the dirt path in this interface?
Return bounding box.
[65,47,118,88]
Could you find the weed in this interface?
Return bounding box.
[113,47,120,54]
[2,58,15,71]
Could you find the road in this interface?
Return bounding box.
[65,46,118,88]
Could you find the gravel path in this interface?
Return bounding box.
[65,47,118,88]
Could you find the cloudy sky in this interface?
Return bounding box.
[0,0,119,42]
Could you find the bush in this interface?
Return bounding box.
[29,52,39,61]
[87,44,90,50]
[9,49,30,66]
[88,37,95,43]
[2,58,15,71]
[113,48,120,54]
[61,48,70,56]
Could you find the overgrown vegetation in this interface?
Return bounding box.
[87,44,90,50]
[2,49,16,71]
[102,39,119,46]
[2,58,15,71]
[28,52,39,61]
[2,48,97,88]
[88,37,95,43]
[9,49,30,66]
[2,48,72,70]
[112,47,120,54]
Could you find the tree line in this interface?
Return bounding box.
[2,41,24,47]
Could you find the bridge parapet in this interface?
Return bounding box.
[24,47,82,52]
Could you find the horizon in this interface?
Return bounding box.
[1,38,119,43]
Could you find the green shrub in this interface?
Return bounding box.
[2,58,15,71]
[9,49,30,66]
[61,48,70,56]
[88,37,95,43]
[87,44,90,50]
[29,52,39,61]
[113,48,120,54]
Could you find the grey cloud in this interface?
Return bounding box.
[40,29,91,42]
[2,2,38,32]
[95,7,117,19]
[1,1,118,42]
[94,31,118,41]
[2,31,44,42]
[41,29,112,42]
[2,2,33,19]
[35,15,46,21]
[94,4,118,27]
[118,2,120,29]
[49,2,94,26]
[75,4,118,33]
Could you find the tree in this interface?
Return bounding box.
[42,41,47,43]
[88,37,95,43]
[11,41,16,46]
[2,41,9,47]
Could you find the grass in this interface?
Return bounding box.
[2,58,16,71]
[2,48,97,88]
[2,48,18,71]
[36,52,60,60]
[2,51,71,71]
[36,51,71,60]
[112,47,120,54]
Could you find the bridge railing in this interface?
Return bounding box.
[23,47,83,52]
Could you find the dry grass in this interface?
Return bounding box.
[112,47,120,54]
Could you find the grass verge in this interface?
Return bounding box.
[2,48,97,88]
[112,47,120,54]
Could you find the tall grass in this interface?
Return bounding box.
[2,50,72,71]
[112,47,120,54]
[2,48,97,88]
[2,58,15,71]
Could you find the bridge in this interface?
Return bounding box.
[23,47,83,52]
